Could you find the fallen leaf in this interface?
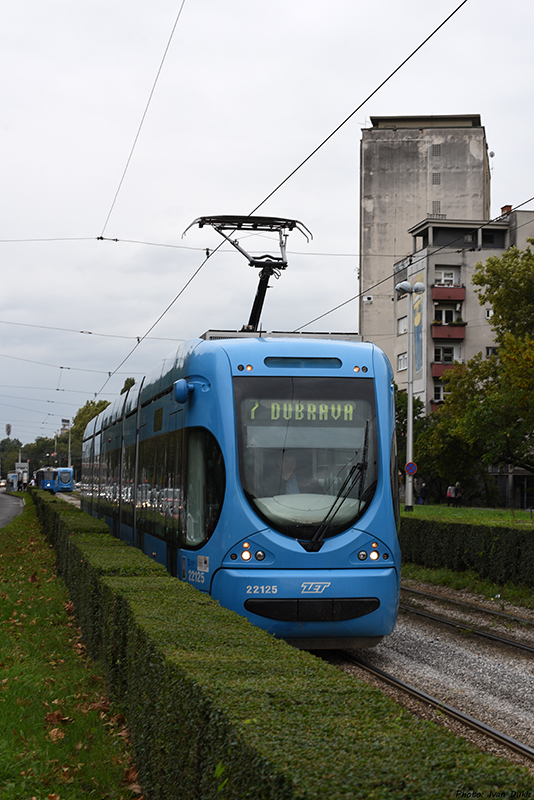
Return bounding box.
[45,711,63,724]
[123,767,139,784]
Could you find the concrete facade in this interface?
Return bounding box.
[359,115,491,362]
[391,211,534,414]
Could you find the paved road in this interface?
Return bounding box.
[0,489,25,529]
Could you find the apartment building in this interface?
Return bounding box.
[359,114,491,366]
[393,210,530,408]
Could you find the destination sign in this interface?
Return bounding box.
[245,399,358,425]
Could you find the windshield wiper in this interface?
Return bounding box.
[299,420,370,553]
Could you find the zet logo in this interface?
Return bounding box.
[301,582,331,595]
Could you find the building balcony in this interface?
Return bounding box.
[432,284,466,302]
[431,323,466,340]
[431,362,458,378]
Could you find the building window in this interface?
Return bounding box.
[432,200,441,215]
[397,316,407,335]
[433,382,451,402]
[486,308,494,319]
[397,352,408,371]
[434,346,455,363]
[434,269,456,286]
[431,144,442,157]
[434,307,455,324]
[486,347,498,358]
[432,172,441,185]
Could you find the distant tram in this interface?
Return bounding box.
[35,467,74,493]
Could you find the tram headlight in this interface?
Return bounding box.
[369,550,380,561]
[255,551,266,561]
[358,551,367,561]
[241,550,252,561]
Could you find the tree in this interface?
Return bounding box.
[440,337,534,473]
[120,378,135,395]
[69,399,111,475]
[71,400,111,442]
[0,437,23,475]
[472,239,534,341]
[412,240,534,502]
[414,358,503,504]
[394,385,426,470]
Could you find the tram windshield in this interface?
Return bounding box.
[234,376,378,540]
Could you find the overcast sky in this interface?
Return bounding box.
[1,0,533,446]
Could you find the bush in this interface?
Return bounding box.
[29,488,534,799]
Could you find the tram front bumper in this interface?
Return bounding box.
[211,566,399,642]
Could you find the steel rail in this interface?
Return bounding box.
[342,652,534,762]
[398,604,534,654]
[400,585,534,627]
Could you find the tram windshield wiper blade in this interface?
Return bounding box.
[299,420,370,553]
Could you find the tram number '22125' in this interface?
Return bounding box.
[246,585,278,594]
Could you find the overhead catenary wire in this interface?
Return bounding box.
[0,351,145,375]
[249,0,470,216]
[294,195,534,332]
[90,0,472,399]
[99,0,188,238]
[0,318,184,342]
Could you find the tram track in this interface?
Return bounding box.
[319,584,534,770]
[341,650,534,763]
[398,603,534,654]
[400,585,534,653]
[401,585,534,628]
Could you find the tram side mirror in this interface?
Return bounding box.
[173,379,195,404]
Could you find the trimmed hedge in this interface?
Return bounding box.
[29,489,534,799]
[400,515,534,587]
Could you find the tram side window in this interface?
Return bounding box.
[390,432,400,532]
[184,428,225,548]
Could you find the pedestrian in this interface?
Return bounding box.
[420,482,428,505]
[454,482,463,508]
[446,484,455,507]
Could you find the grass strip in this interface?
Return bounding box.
[0,495,140,800]
[402,561,534,611]
[401,503,534,528]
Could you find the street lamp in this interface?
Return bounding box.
[395,280,425,511]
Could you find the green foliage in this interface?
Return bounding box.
[120,377,136,395]
[402,562,534,610]
[29,488,534,799]
[472,238,534,341]
[0,437,23,475]
[399,511,534,588]
[394,384,426,468]
[71,399,110,446]
[419,335,534,481]
[415,241,534,493]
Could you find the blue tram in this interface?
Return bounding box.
[82,331,400,648]
[35,466,74,493]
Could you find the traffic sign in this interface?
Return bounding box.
[405,462,417,475]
